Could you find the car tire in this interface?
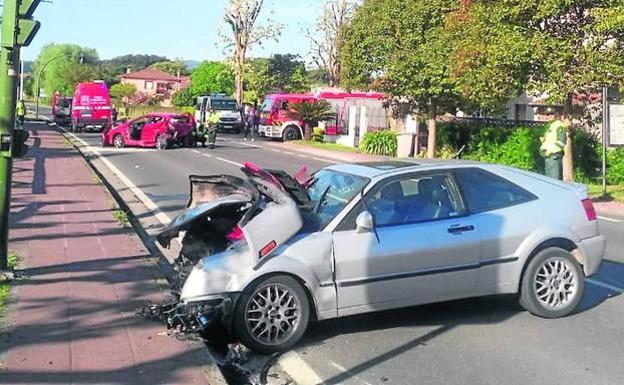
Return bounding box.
[519,247,584,318]
[282,125,301,142]
[112,134,125,149]
[183,135,193,148]
[156,135,168,151]
[233,275,310,354]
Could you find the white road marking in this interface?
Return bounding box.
[598,216,623,223]
[191,149,202,154]
[215,156,244,167]
[270,148,282,153]
[586,278,624,294]
[277,352,324,385]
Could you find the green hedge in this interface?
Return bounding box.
[437,122,623,184]
[361,130,397,156]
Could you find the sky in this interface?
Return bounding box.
[22,0,327,62]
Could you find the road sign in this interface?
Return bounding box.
[608,103,624,146]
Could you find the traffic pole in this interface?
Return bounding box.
[0,0,19,270]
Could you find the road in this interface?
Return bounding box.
[54,115,624,385]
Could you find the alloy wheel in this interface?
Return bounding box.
[534,257,579,310]
[245,283,301,345]
[113,135,124,148]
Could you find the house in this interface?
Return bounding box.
[120,68,190,106]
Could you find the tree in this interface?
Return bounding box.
[268,54,310,92]
[309,0,358,87]
[190,61,235,97]
[110,83,137,106]
[243,58,272,104]
[150,60,188,77]
[441,2,534,114]
[222,0,283,105]
[340,0,457,158]
[524,0,624,181]
[31,43,99,97]
[172,88,195,107]
[285,100,336,140]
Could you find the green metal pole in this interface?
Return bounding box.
[0,0,19,270]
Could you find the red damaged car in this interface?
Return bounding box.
[101,113,195,150]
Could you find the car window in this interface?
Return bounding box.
[302,170,369,232]
[171,115,190,124]
[365,173,463,227]
[454,168,536,213]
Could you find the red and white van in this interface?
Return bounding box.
[71,81,112,132]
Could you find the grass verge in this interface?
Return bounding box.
[291,140,362,154]
[113,210,131,229]
[587,184,624,202]
[0,251,21,316]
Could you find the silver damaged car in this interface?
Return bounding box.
[156,161,606,353]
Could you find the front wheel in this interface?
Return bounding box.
[112,134,125,149]
[282,125,301,142]
[519,247,584,318]
[233,275,310,354]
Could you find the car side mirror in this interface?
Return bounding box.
[356,211,374,233]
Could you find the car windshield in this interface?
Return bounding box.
[211,99,237,110]
[303,169,369,231]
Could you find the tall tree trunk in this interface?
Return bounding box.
[304,122,313,141]
[562,94,574,182]
[235,45,246,106]
[426,98,437,159]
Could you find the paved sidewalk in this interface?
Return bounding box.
[265,140,387,163]
[0,123,214,384]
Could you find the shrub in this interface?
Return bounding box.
[361,130,397,156]
[573,130,601,182]
[607,147,624,184]
[312,127,325,142]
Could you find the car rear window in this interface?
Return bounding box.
[454,168,536,213]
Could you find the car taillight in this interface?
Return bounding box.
[582,198,597,221]
[259,240,277,258]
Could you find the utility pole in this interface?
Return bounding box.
[0,0,42,270]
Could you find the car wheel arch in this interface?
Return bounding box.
[517,237,581,293]
[238,271,320,322]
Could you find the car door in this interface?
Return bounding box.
[332,171,482,314]
[453,167,538,294]
[141,116,164,144]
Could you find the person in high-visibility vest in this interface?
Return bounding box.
[204,108,220,149]
[540,114,569,180]
[16,100,26,128]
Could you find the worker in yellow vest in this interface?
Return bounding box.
[16,100,26,128]
[204,108,220,149]
[540,114,569,180]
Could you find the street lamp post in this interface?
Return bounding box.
[35,54,64,119]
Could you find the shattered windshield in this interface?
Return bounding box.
[304,169,368,231]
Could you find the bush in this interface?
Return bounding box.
[607,147,624,184]
[573,130,602,182]
[312,127,324,142]
[172,88,195,107]
[361,130,397,156]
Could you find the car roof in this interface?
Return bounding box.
[326,159,480,179]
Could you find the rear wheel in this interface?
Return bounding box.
[282,125,301,142]
[183,135,193,148]
[233,275,310,354]
[112,134,125,149]
[156,135,168,151]
[519,247,584,318]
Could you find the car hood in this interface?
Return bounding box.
[156,164,306,260]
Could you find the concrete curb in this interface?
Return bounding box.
[45,119,229,385]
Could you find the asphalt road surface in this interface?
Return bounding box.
[56,118,624,385]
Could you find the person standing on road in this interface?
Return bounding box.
[540,113,569,180]
[244,105,257,141]
[206,108,220,149]
[16,99,26,128]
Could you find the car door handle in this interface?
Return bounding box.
[448,225,475,234]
